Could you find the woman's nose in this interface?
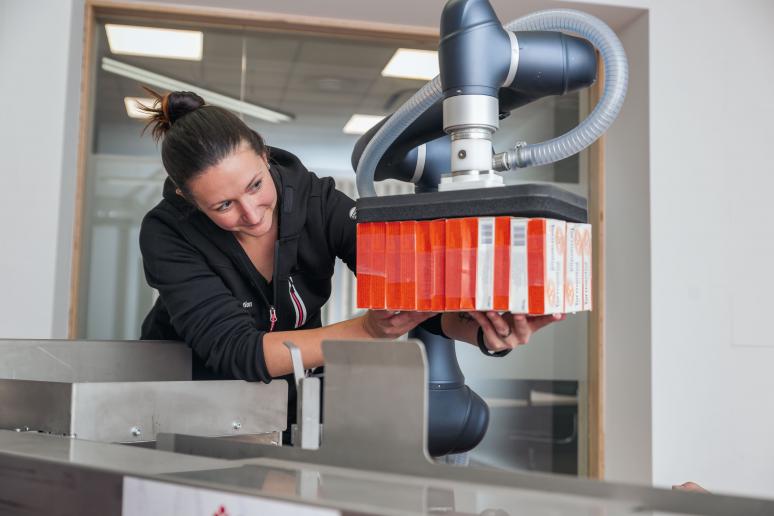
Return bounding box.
[241,204,261,225]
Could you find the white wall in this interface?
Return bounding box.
[0,0,83,338]
[3,0,774,501]
[603,9,652,486]
[593,0,774,498]
[644,0,774,498]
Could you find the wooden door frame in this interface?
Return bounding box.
[587,56,606,479]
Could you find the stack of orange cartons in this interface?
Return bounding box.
[356,217,592,314]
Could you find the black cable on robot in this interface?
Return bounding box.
[355,183,588,223]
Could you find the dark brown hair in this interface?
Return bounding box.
[140,88,268,197]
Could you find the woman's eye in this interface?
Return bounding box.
[249,180,262,191]
[216,201,232,212]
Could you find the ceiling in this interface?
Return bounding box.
[93,16,437,172]
[89,11,583,212]
[91,0,646,170]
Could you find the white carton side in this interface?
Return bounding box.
[545,219,566,314]
[508,218,528,313]
[578,224,593,311]
[475,217,495,311]
[564,223,584,313]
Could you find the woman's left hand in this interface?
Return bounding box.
[467,311,565,352]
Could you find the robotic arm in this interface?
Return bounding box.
[354,0,627,197]
[351,0,627,457]
[352,26,597,191]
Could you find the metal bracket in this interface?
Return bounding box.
[284,342,320,450]
[161,339,430,470]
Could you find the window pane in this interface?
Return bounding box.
[78,13,592,478]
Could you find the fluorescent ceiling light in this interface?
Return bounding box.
[106,24,203,61]
[124,97,154,119]
[343,114,384,135]
[102,57,293,123]
[381,48,439,81]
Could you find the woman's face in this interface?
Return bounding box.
[187,141,278,239]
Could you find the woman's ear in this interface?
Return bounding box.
[175,188,183,197]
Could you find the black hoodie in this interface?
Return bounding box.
[139,147,360,383]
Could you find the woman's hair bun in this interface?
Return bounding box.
[140,88,206,141]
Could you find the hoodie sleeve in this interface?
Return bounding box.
[320,177,357,273]
[139,213,272,383]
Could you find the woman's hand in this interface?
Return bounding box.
[362,310,438,339]
[672,482,709,493]
[467,311,565,352]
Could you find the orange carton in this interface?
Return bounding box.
[416,221,433,311]
[399,221,417,310]
[356,223,371,309]
[458,217,478,310]
[370,222,386,309]
[508,218,529,314]
[475,217,510,311]
[564,223,584,313]
[577,224,593,311]
[445,218,462,310]
[385,222,402,309]
[527,218,566,314]
[430,219,446,311]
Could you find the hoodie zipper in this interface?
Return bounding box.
[270,241,280,331]
[268,305,277,332]
[238,242,279,333]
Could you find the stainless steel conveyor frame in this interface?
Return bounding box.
[2,339,773,515]
[0,339,288,443]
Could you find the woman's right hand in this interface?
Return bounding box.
[362,310,437,339]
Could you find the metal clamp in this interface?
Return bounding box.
[284,342,321,450]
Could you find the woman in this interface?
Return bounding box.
[138,90,560,389]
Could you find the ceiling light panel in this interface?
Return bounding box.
[106,24,203,61]
[381,48,439,81]
[103,58,293,123]
[343,114,384,135]
[124,97,155,119]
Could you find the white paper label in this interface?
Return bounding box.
[545,220,566,313]
[578,224,593,311]
[564,223,583,313]
[122,477,340,516]
[475,217,495,310]
[509,218,528,313]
